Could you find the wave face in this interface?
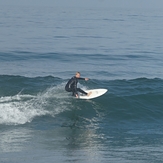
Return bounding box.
[0,75,162,126]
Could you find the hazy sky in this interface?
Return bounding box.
[1,0,163,9]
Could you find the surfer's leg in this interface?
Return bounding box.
[76,88,87,95]
[65,88,76,96]
[72,91,76,96]
[87,92,92,96]
[69,88,77,97]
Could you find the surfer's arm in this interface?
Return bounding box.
[79,78,89,81]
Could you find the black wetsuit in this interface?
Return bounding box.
[65,76,87,96]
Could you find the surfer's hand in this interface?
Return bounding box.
[85,78,89,81]
[75,94,79,98]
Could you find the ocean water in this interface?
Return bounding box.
[0,2,163,163]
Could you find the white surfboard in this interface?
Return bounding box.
[78,89,107,99]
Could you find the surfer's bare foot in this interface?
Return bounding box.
[87,92,92,96]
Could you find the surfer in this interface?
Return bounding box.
[65,72,92,98]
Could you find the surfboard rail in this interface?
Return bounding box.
[78,88,107,99]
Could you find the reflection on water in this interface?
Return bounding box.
[1,121,163,163]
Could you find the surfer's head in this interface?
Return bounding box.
[75,72,81,78]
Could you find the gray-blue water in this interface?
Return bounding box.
[0,2,163,163]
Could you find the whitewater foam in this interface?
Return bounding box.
[0,96,49,125]
[0,83,71,125]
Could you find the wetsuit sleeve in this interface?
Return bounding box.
[78,78,85,80]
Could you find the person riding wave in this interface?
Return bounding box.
[65,72,92,98]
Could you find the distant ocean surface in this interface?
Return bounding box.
[0,3,163,163]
